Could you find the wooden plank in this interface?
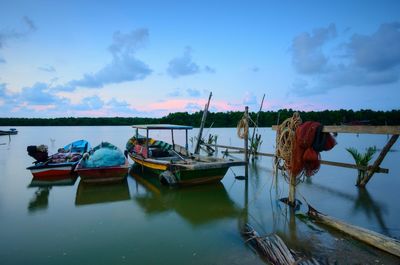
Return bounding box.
[320,159,389,174]
[308,205,400,257]
[272,125,400,135]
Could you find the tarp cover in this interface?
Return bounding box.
[82,142,125,168]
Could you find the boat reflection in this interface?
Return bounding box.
[27,175,78,213]
[75,179,131,206]
[130,169,240,226]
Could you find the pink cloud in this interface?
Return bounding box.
[146,98,243,113]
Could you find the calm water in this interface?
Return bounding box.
[1,126,400,264]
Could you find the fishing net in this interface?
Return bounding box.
[83,142,125,168]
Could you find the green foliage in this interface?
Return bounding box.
[346,146,377,167]
[346,146,377,186]
[0,109,399,126]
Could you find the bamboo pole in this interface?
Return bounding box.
[308,205,400,257]
[201,143,389,173]
[272,125,400,135]
[359,134,399,187]
[288,172,296,206]
[249,94,265,158]
[194,92,212,154]
[244,106,249,178]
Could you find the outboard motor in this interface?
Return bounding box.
[27,145,49,162]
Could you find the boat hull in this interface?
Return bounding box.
[27,163,77,179]
[77,166,129,183]
[129,155,230,186]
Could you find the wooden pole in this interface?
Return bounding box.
[288,172,296,206]
[249,93,265,159]
[359,134,399,187]
[244,106,249,178]
[194,92,212,154]
[308,205,400,257]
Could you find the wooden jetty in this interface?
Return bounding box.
[272,124,399,205]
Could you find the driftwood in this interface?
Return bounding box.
[307,205,400,257]
[242,224,320,265]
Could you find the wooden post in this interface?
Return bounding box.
[249,93,265,159]
[288,173,296,206]
[194,92,212,154]
[145,129,149,158]
[244,106,249,178]
[185,129,188,151]
[171,129,175,147]
[359,134,399,187]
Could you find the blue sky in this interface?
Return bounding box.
[0,0,399,117]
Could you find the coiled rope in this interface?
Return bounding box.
[237,114,249,139]
[275,112,302,182]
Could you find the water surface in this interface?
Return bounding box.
[0,126,399,264]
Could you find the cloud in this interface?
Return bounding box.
[167,89,182,97]
[20,82,59,105]
[251,66,260,72]
[186,88,201,97]
[346,22,400,71]
[0,16,37,62]
[204,65,216,74]
[243,91,258,105]
[290,22,400,97]
[73,95,104,110]
[291,23,336,74]
[108,29,148,56]
[67,28,152,89]
[185,103,202,112]
[69,55,152,88]
[38,65,56,73]
[166,87,204,98]
[22,16,37,31]
[167,47,200,78]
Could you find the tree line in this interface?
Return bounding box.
[1,109,399,127]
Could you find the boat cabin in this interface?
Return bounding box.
[131,124,193,159]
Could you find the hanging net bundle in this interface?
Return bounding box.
[276,113,337,182]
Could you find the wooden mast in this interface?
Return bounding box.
[194,92,212,154]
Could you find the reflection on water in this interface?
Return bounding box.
[130,169,240,226]
[307,182,389,235]
[28,175,78,187]
[1,127,400,265]
[27,175,77,213]
[75,179,131,206]
[28,187,51,212]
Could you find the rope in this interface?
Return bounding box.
[237,114,249,139]
[275,112,302,180]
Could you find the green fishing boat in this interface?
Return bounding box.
[126,124,246,186]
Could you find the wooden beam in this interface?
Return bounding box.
[272,125,400,135]
[359,134,399,187]
[308,205,400,257]
[201,143,388,173]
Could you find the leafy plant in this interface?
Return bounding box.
[346,146,377,185]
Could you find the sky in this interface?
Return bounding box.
[0,0,399,118]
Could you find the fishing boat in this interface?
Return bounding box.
[75,142,129,183]
[126,124,246,186]
[26,140,90,179]
[0,128,18,135]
